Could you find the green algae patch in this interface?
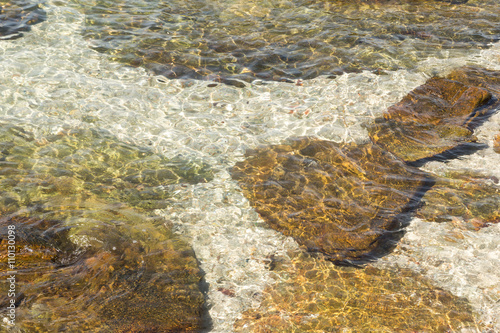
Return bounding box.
[234,251,481,333]
[368,68,496,162]
[0,200,208,332]
[0,123,213,213]
[0,0,46,39]
[74,0,500,83]
[231,137,431,263]
[416,171,500,229]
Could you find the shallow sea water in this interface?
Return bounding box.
[0,0,500,332]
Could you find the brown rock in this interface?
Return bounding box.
[234,251,480,333]
[369,72,494,162]
[0,201,208,332]
[231,137,431,263]
[416,172,500,228]
[447,66,500,96]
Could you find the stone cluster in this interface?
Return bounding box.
[232,66,500,265]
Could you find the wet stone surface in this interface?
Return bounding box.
[0,0,46,40]
[446,65,500,96]
[234,250,480,333]
[368,67,497,163]
[73,0,500,83]
[231,137,432,264]
[0,201,209,332]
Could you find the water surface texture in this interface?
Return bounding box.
[0,0,500,332]
[76,0,500,83]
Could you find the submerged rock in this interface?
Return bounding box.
[368,68,496,162]
[75,0,500,83]
[0,123,213,213]
[234,251,479,333]
[232,66,500,264]
[231,137,431,263]
[0,0,46,39]
[0,122,213,330]
[446,66,500,96]
[0,200,208,332]
[416,171,500,229]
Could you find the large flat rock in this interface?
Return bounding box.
[231,137,431,263]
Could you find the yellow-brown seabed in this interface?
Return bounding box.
[234,251,481,332]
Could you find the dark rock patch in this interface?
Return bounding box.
[0,0,46,40]
[0,202,210,332]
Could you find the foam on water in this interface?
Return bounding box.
[1,0,500,331]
